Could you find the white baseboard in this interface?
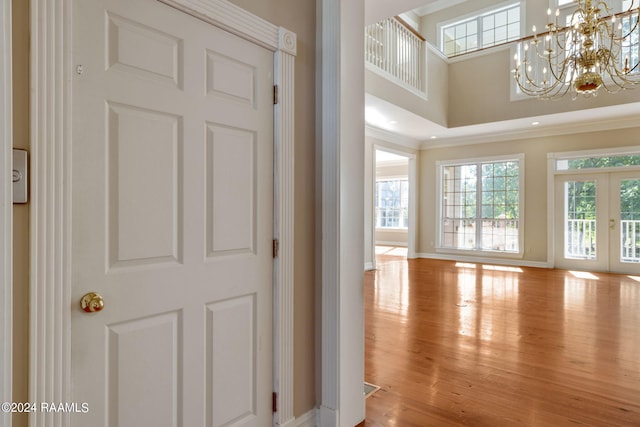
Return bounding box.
[296,408,318,427]
[364,262,375,271]
[375,240,408,247]
[317,405,338,427]
[415,252,551,269]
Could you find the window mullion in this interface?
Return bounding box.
[478,15,483,50]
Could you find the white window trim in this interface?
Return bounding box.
[550,145,640,173]
[438,0,523,57]
[436,153,525,259]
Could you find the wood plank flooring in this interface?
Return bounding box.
[364,252,640,426]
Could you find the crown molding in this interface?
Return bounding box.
[420,111,640,149]
[365,125,422,149]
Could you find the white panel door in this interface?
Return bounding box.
[71,0,274,425]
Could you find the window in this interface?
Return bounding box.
[439,156,523,253]
[441,3,520,57]
[556,154,640,171]
[375,179,409,229]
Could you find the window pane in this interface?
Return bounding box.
[483,15,494,34]
[483,30,495,46]
[494,25,507,43]
[375,179,409,229]
[507,22,520,40]
[508,7,520,23]
[558,155,640,170]
[441,159,521,252]
[467,20,478,35]
[495,11,507,27]
[467,34,478,50]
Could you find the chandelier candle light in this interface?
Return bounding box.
[513,0,640,99]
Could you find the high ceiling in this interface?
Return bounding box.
[364,0,442,24]
[363,0,640,148]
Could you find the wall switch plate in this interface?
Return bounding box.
[12,149,28,204]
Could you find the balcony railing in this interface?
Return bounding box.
[365,17,426,95]
[566,219,640,263]
[621,219,640,262]
[566,219,596,259]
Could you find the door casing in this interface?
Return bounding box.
[555,171,640,273]
[28,1,297,425]
[0,0,12,422]
[547,147,640,273]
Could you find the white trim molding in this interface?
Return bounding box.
[30,1,296,426]
[274,24,297,427]
[0,0,12,423]
[29,1,73,426]
[416,252,551,269]
[318,0,366,426]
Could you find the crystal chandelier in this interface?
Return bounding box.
[513,0,640,99]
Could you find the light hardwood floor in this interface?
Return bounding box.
[364,251,640,426]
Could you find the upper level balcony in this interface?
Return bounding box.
[364,0,640,144]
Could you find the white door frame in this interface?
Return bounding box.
[317,0,366,425]
[0,0,12,423]
[371,144,418,264]
[547,146,640,271]
[29,1,296,426]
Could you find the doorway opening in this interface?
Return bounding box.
[369,147,416,269]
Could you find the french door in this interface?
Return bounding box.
[555,171,640,274]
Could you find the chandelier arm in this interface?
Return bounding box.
[612,14,640,42]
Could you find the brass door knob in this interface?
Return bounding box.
[80,292,104,313]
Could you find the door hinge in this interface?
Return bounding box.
[272,392,278,413]
[273,239,279,258]
[273,85,279,105]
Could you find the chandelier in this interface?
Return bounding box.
[513,0,640,99]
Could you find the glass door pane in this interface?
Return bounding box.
[611,176,640,274]
[619,179,640,263]
[564,180,597,259]
[555,175,608,271]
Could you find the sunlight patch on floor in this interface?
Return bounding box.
[570,270,599,280]
[483,264,523,273]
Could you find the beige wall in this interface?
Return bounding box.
[12,0,29,426]
[418,129,640,262]
[227,0,317,417]
[447,47,640,127]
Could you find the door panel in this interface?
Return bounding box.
[71,1,273,425]
[610,174,640,274]
[555,175,608,271]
